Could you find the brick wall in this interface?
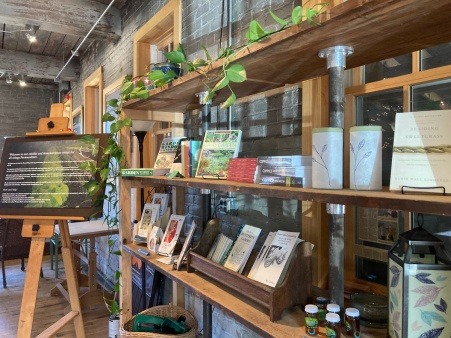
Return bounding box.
[0,84,57,153]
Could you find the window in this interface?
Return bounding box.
[420,42,451,71]
[364,54,412,83]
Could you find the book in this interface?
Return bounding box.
[151,193,169,218]
[195,130,242,179]
[154,137,184,169]
[135,203,160,242]
[250,230,302,287]
[147,225,164,253]
[223,224,261,273]
[390,110,451,194]
[157,214,186,256]
[176,221,197,270]
[121,168,170,177]
[170,137,190,174]
[247,232,275,279]
[189,140,202,177]
[257,155,312,167]
[258,175,304,187]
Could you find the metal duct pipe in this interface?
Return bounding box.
[54,0,117,82]
[318,45,353,308]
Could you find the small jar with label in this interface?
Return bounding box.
[304,304,319,336]
[325,312,341,338]
[344,307,360,337]
[315,296,328,324]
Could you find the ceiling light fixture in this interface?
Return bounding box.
[25,24,39,43]
[19,75,27,87]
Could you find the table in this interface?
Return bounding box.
[51,219,119,309]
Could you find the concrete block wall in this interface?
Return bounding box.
[0,84,57,153]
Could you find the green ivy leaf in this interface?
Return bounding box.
[107,98,118,107]
[102,112,116,122]
[136,89,149,99]
[292,6,303,25]
[202,46,212,61]
[192,58,208,68]
[84,180,101,196]
[164,50,186,64]
[212,76,229,92]
[269,10,289,27]
[246,20,268,42]
[121,81,134,96]
[100,168,109,181]
[148,70,165,81]
[226,63,246,83]
[204,89,215,104]
[80,135,96,144]
[305,8,319,24]
[221,92,236,109]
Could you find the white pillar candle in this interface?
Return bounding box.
[312,127,343,189]
[350,125,382,190]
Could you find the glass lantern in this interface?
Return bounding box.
[388,214,451,338]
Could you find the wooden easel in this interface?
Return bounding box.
[10,105,86,337]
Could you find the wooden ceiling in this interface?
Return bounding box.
[0,0,127,89]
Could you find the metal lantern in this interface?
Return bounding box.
[388,214,451,338]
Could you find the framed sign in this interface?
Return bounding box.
[0,134,109,218]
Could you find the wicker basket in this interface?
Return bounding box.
[120,305,198,338]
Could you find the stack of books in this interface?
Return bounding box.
[227,158,258,183]
[254,155,312,187]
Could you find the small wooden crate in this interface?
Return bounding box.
[187,222,313,321]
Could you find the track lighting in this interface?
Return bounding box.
[19,75,27,87]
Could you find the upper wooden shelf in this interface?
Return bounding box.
[122,0,451,112]
[123,176,451,216]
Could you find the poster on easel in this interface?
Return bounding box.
[0,134,109,218]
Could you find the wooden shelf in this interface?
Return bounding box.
[122,0,451,112]
[124,243,386,337]
[123,176,451,216]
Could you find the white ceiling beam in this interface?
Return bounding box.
[0,49,79,81]
[0,0,121,42]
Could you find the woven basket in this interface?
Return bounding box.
[120,305,198,338]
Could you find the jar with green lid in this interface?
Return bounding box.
[304,304,319,336]
[315,296,328,324]
[344,307,360,337]
[325,313,341,337]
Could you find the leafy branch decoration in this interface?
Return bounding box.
[350,138,372,187]
[312,144,331,186]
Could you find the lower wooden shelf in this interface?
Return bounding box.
[123,243,387,337]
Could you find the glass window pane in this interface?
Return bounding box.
[411,79,451,112]
[364,54,412,83]
[356,89,403,186]
[421,42,451,70]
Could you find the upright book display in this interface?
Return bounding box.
[187,221,312,321]
[195,130,242,179]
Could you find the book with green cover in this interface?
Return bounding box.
[121,168,170,177]
[195,130,242,179]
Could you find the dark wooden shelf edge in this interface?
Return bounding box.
[122,176,451,216]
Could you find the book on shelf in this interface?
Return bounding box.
[250,230,302,287]
[134,203,160,243]
[157,214,186,256]
[227,158,258,184]
[176,221,197,270]
[210,233,234,264]
[184,140,202,178]
[170,137,191,175]
[154,137,184,169]
[247,231,275,279]
[195,130,242,179]
[121,167,170,177]
[151,193,169,218]
[257,175,304,187]
[257,155,312,167]
[147,225,164,253]
[390,110,451,194]
[223,224,262,273]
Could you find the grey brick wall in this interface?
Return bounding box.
[0,84,57,153]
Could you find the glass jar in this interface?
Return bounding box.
[304,304,319,336]
[325,313,341,337]
[344,307,360,337]
[316,296,328,324]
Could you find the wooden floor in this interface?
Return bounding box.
[0,256,110,337]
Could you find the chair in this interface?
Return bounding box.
[0,219,31,288]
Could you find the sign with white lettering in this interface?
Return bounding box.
[0,134,109,217]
